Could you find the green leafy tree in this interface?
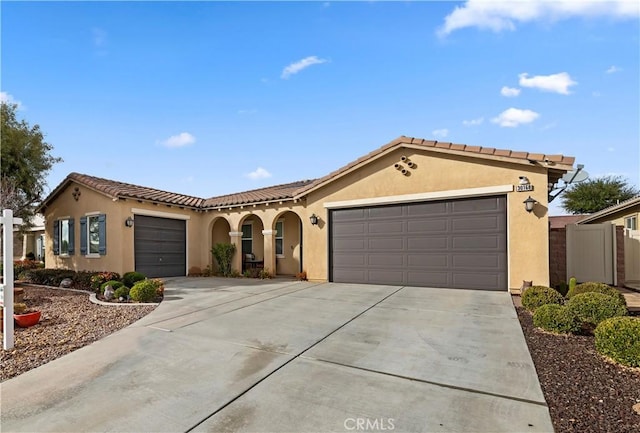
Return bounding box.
[561,175,639,214]
[1,102,62,226]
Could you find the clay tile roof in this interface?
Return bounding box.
[294,135,575,197]
[203,179,316,208]
[64,173,204,208]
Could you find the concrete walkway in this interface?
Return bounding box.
[0,278,553,432]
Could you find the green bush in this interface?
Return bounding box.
[100,280,124,293]
[521,286,564,312]
[211,243,236,277]
[21,269,77,287]
[595,316,640,367]
[555,281,569,297]
[73,271,96,290]
[566,292,627,328]
[130,280,160,302]
[566,282,626,306]
[114,286,130,299]
[13,259,44,279]
[533,304,581,334]
[122,271,146,288]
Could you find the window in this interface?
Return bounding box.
[37,234,45,261]
[80,214,107,256]
[242,223,252,255]
[275,220,284,257]
[53,218,74,256]
[626,216,637,230]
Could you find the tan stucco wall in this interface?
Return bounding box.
[42,182,203,275]
[302,148,551,289]
[276,212,302,276]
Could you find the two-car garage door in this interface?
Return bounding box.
[330,196,507,290]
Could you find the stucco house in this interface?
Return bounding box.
[38,136,574,291]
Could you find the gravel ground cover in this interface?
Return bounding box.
[1,286,156,382]
[516,306,640,433]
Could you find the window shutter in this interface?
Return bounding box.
[98,214,107,255]
[80,216,87,255]
[53,221,60,255]
[68,218,75,255]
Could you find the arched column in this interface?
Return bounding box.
[229,231,243,273]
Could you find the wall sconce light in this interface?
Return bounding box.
[523,196,537,213]
[125,216,134,227]
[309,214,319,225]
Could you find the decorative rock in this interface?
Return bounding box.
[633,403,640,415]
[104,285,115,301]
[59,278,73,288]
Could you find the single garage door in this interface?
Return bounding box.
[330,196,507,290]
[134,215,186,278]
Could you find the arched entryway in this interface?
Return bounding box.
[210,217,231,271]
[272,210,303,276]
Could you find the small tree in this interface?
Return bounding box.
[211,243,236,277]
[1,102,62,227]
[561,176,639,214]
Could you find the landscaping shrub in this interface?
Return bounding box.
[566,282,626,306]
[21,269,77,287]
[258,268,272,279]
[211,243,236,277]
[114,286,130,299]
[533,304,581,334]
[122,271,146,288]
[73,271,95,290]
[555,281,569,297]
[130,280,160,302]
[521,286,564,312]
[90,272,121,290]
[100,280,124,293]
[13,259,43,279]
[594,316,640,367]
[566,292,627,328]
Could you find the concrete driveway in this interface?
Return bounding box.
[0,278,553,432]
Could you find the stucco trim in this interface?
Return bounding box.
[323,185,514,209]
[131,208,191,220]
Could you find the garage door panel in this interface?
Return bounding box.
[334,254,366,266]
[331,196,507,290]
[452,215,500,231]
[332,222,366,235]
[368,221,404,233]
[408,202,447,216]
[407,219,448,233]
[368,270,405,284]
[407,254,448,268]
[407,236,448,250]
[407,271,450,286]
[369,254,404,266]
[369,238,403,250]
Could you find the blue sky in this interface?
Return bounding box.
[2,1,639,215]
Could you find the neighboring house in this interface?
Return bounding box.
[549,215,585,229]
[0,214,46,262]
[37,136,574,292]
[577,196,640,285]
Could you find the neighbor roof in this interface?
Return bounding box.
[39,136,575,211]
[578,195,640,224]
[294,136,575,197]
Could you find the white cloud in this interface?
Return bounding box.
[501,86,521,97]
[161,132,196,148]
[518,72,577,95]
[281,56,328,79]
[607,147,615,152]
[92,27,107,47]
[432,128,449,138]
[606,65,621,74]
[0,92,23,109]
[491,108,540,127]
[438,0,639,36]
[246,167,272,180]
[463,117,484,126]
